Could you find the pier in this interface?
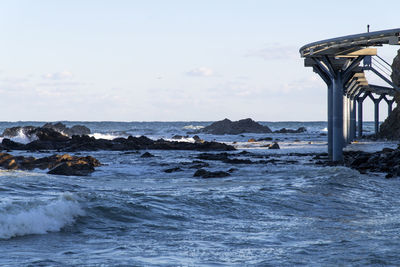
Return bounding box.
[300,28,400,161]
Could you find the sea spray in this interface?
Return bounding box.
[0,193,84,239]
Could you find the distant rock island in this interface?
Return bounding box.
[196,118,272,135]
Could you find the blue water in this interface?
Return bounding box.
[1,121,398,266]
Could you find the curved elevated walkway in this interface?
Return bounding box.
[300,28,400,161]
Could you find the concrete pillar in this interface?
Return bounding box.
[332,73,344,162]
[327,83,333,160]
[358,98,363,138]
[374,100,379,136]
[343,95,348,144]
[350,98,356,141]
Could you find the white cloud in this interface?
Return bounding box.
[42,71,73,80]
[185,67,215,77]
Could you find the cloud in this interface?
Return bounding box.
[42,71,73,80]
[246,44,299,60]
[185,67,215,77]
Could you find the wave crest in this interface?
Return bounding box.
[0,193,84,239]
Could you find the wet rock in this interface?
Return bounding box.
[2,138,26,150]
[193,169,231,178]
[43,122,90,136]
[2,126,36,138]
[269,142,280,149]
[163,167,182,173]
[198,118,272,135]
[224,158,254,164]
[0,152,100,175]
[257,137,273,141]
[1,133,235,152]
[274,127,307,134]
[197,152,230,161]
[141,152,155,158]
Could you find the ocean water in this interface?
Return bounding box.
[1,121,400,266]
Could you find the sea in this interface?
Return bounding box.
[1,121,400,266]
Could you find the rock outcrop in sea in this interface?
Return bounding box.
[0,128,235,152]
[2,122,90,139]
[379,49,400,139]
[196,118,272,135]
[0,152,101,176]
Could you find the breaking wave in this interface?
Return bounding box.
[89,133,123,140]
[182,125,204,130]
[0,193,84,239]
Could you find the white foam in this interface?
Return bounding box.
[0,193,84,239]
[3,129,38,144]
[183,125,204,130]
[89,133,122,140]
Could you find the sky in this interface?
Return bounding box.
[0,0,399,121]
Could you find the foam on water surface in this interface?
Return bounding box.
[0,193,84,239]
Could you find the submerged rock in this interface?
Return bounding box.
[141,152,155,158]
[193,169,231,178]
[198,118,272,135]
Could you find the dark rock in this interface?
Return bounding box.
[0,152,100,175]
[47,162,94,176]
[223,158,254,164]
[192,135,202,142]
[2,126,36,138]
[197,152,230,161]
[2,138,26,150]
[379,49,400,139]
[163,167,182,173]
[43,122,90,136]
[269,142,280,149]
[193,169,231,178]
[257,137,273,141]
[198,118,272,135]
[0,131,235,152]
[141,152,155,158]
[274,127,307,134]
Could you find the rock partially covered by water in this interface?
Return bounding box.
[198,118,272,135]
[320,146,400,178]
[1,122,90,140]
[193,169,231,178]
[274,127,306,134]
[0,152,101,176]
[1,135,235,152]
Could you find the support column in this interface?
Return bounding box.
[343,95,347,144]
[327,83,333,160]
[374,100,379,136]
[350,98,356,141]
[332,72,344,162]
[357,98,363,138]
[347,97,351,143]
